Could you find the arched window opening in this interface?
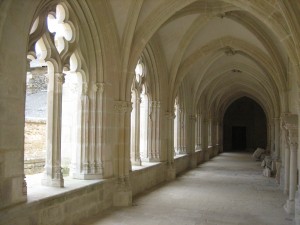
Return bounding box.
[24,42,48,178]
[61,54,82,177]
[25,3,83,188]
[174,97,179,156]
[130,59,151,167]
[140,85,149,161]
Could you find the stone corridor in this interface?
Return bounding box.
[83,153,293,225]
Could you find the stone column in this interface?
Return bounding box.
[189,115,197,168]
[283,127,290,195]
[70,83,90,179]
[80,85,90,177]
[296,109,300,224]
[274,118,281,160]
[147,101,160,162]
[166,112,176,180]
[283,115,298,215]
[179,108,187,154]
[273,117,281,182]
[195,113,201,150]
[113,101,132,206]
[42,72,64,187]
[130,94,141,166]
[219,122,223,153]
[201,117,209,161]
[94,83,105,176]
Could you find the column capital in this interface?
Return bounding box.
[190,115,197,121]
[165,112,175,120]
[93,82,105,93]
[288,129,298,151]
[114,101,132,114]
[150,101,160,108]
[54,72,65,84]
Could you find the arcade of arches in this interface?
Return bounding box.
[0,0,300,224]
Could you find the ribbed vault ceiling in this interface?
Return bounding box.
[136,0,290,120]
[106,0,300,122]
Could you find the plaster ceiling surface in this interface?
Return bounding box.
[158,14,198,69]
[182,17,269,60]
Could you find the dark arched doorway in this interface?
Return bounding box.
[223,97,267,152]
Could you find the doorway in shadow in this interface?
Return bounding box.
[232,126,246,151]
[223,97,267,152]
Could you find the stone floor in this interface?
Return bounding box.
[82,152,293,225]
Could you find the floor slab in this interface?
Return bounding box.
[82,152,293,225]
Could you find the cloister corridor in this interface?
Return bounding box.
[83,152,292,225]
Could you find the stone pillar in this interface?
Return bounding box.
[113,101,132,206]
[274,118,281,160]
[130,94,141,166]
[179,108,187,154]
[195,113,201,150]
[147,101,160,162]
[273,117,281,182]
[283,114,298,215]
[283,127,290,195]
[218,122,223,153]
[201,117,209,161]
[166,112,176,180]
[296,109,300,224]
[94,83,105,176]
[42,72,64,187]
[189,115,197,168]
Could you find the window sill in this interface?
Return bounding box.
[26,173,105,203]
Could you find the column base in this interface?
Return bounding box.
[166,164,176,181]
[295,190,300,225]
[284,199,295,215]
[41,175,64,187]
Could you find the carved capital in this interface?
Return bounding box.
[150,101,161,108]
[82,82,88,95]
[55,73,65,84]
[190,115,197,121]
[93,82,105,93]
[288,129,298,151]
[114,101,132,114]
[165,112,175,120]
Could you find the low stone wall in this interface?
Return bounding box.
[24,119,46,175]
[130,163,167,196]
[196,150,204,164]
[24,119,46,159]
[24,159,45,175]
[0,149,218,225]
[175,154,190,175]
[0,179,116,225]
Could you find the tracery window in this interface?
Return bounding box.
[25,3,85,187]
[130,59,150,166]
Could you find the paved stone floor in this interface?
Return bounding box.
[83,152,293,225]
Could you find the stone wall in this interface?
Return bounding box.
[26,67,47,94]
[0,179,116,225]
[24,119,46,174]
[130,163,167,196]
[175,154,190,175]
